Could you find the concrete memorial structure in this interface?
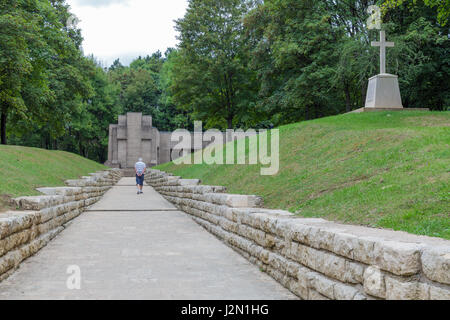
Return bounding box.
[105,112,243,169]
[105,112,197,168]
[105,113,162,168]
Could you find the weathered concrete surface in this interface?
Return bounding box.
[0,178,296,300]
[89,178,177,211]
[106,112,258,168]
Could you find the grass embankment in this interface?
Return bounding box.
[0,145,106,212]
[157,111,450,239]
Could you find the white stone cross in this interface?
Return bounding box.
[371,30,394,74]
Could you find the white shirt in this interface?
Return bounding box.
[135,161,146,175]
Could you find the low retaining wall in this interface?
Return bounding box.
[146,169,450,300]
[0,169,122,281]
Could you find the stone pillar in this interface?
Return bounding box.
[111,125,118,164]
[117,115,127,168]
[150,128,160,166]
[142,116,153,166]
[105,124,120,167]
[106,112,177,168]
[107,124,114,163]
[126,113,143,168]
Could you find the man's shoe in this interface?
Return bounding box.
[137,191,140,194]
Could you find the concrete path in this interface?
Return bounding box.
[0,178,296,300]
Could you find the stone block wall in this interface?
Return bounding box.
[145,169,450,300]
[0,169,122,281]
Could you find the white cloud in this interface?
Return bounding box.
[66,0,188,66]
[73,0,131,8]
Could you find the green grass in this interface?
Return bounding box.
[157,111,450,239]
[0,145,106,211]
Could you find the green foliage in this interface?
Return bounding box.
[1,0,448,164]
[1,1,100,159]
[245,0,346,123]
[0,0,60,143]
[157,49,191,130]
[382,0,450,26]
[243,0,449,125]
[172,0,260,129]
[2,1,124,162]
[384,7,450,109]
[107,49,191,132]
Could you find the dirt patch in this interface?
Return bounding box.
[305,168,391,202]
[0,194,14,214]
[306,175,370,201]
[404,116,450,127]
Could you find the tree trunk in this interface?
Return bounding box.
[305,106,311,121]
[78,134,85,157]
[344,83,352,112]
[1,109,7,145]
[227,115,233,130]
[361,82,367,107]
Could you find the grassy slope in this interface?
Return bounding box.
[0,145,106,211]
[157,111,450,239]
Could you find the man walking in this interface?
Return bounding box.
[135,157,146,194]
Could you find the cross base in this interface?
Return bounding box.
[349,107,429,114]
[365,73,403,109]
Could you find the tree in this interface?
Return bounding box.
[0,0,44,144]
[64,57,120,161]
[108,61,159,118]
[173,0,259,130]
[109,58,124,72]
[382,0,450,26]
[383,2,450,109]
[244,0,345,124]
[3,0,447,162]
[0,0,85,145]
[243,0,449,125]
[324,0,379,112]
[157,49,191,130]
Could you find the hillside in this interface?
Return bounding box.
[157,111,450,239]
[0,145,106,212]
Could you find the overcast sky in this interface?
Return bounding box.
[66,0,189,67]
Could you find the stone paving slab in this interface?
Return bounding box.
[87,178,176,211]
[0,179,296,300]
[115,177,145,186]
